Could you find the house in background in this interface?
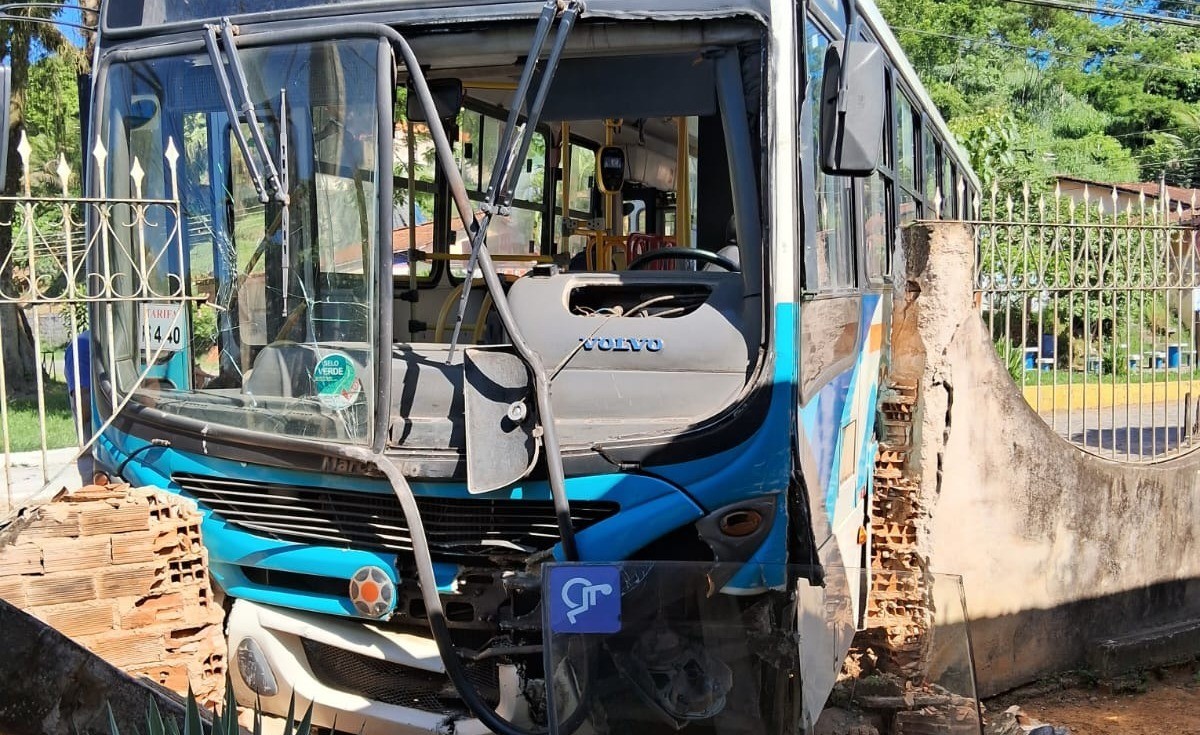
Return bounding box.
[1056,175,1200,224]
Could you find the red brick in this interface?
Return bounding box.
[40,536,111,573]
[79,504,150,536]
[25,505,81,538]
[0,576,26,606]
[25,571,97,606]
[118,592,185,629]
[98,562,165,599]
[110,530,161,564]
[36,600,117,638]
[136,663,190,693]
[0,543,42,576]
[78,630,165,668]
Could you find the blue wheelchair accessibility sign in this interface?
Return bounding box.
[547,565,621,634]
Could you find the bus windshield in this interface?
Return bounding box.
[96,38,381,443]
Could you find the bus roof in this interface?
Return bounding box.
[100,0,978,192]
[102,0,771,36]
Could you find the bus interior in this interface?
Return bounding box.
[378,36,766,462]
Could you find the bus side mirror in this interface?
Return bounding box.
[819,40,884,177]
[0,64,11,191]
[406,78,463,123]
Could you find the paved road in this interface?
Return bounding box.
[1038,399,1199,460]
[0,447,93,517]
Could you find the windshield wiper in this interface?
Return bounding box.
[446,0,581,359]
[204,17,288,205]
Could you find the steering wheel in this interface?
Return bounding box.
[627,247,740,272]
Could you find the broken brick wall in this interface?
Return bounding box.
[0,485,226,706]
[865,222,1200,697]
[857,383,932,680]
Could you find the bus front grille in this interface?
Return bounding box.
[173,473,618,562]
[300,637,499,714]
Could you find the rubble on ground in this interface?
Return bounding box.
[0,483,226,706]
[983,705,1072,735]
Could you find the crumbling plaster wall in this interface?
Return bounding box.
[892,222,1200,696]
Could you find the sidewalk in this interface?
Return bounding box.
[1,447,93,516]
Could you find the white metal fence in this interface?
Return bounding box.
[0,133,196,514]
[974,182,1200,463]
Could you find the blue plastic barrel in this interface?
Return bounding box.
[1168,344,1181,368]
[1041,334,1055,359]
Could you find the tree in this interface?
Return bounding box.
[1,4,82,394]
[878,0,1200,194]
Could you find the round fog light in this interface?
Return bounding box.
[236,637,278,697]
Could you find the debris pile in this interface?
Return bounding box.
[983,706,1072,735]
[857,382,933,677]
[832,383,985,734]
[0,483,226,705]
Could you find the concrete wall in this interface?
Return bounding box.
[893,223,1200,696]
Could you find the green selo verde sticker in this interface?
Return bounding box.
[313,352,362,410]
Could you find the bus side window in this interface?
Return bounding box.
[805,19,855,292]
[393,95,437,284]
[941,156,953,218]
[864,66,894,284]
[895,89,919,225]
[921,125,937,207]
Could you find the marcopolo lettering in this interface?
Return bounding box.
[579,337,664,352]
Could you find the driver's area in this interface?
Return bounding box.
[390,35,764,455]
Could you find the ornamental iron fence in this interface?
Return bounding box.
[973,181,1200,463]
[0,132,198,513]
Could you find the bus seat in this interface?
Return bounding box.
[703,216,741,271]
[585,234,629,271]
[704,245,741,272]
[244,342,313,399]
[627,233,670,270]
[433,277,515,344]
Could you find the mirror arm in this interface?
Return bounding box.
[835,3,861,118]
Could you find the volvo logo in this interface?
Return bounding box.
[349,566,395,618]
[579,337,664,352]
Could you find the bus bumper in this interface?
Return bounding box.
[226,598,530,735]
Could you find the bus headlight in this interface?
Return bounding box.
[235,637,278,697]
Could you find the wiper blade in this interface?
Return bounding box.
[446,0,582,359]
[219,19,288,204]
[203,18,288,205]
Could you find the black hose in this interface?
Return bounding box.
[346,448,590,735]
[115,438,171,481]
[388,14,583,562]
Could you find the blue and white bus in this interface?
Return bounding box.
[76,0,979,731]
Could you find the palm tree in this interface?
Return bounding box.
[1,2,79,393]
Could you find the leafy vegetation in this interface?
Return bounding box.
[1,3,90,392]
[878,0,1200,194]
[107,685,314,735]
[994,339,1028,382]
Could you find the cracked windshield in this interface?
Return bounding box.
[98,39,380,442]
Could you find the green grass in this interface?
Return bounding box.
[1016,368,1200,385]
[3,380,80,452]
